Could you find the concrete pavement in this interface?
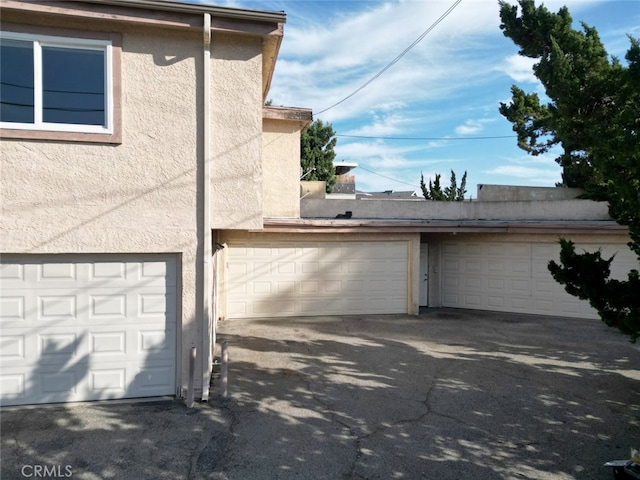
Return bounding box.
[2,309,639,479]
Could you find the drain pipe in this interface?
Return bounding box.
[221,341,228,398]
[186,346,196,408]
[201,12,213,402]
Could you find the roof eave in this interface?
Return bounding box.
[258,218,628,235]
[73,0,287,23]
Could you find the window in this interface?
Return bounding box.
[0,28,120,142]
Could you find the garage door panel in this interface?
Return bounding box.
[2,356,176,405]
[443,275,461,288]
[464,244,483,255]
[133,364,175,394]
[533,278,557,293]
[487,296,505,308]
[0,263,24,282]
[0,295,26,323]
[40,262,78,281]
[464,294,482,306]
[464,277,482,289]
[0,255,177,406]
[509,297,530,311]
[511,279,530,291]
[510,261,530,275]
[488,260,506,272]
[227,241,409,318]
[443,259,460,273]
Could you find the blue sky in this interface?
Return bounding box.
[197,0,639,195]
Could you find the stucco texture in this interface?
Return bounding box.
[262,118,302,218]
[210,33,264,230]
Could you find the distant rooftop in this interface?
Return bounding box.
[334,161,358,175]
[357,190,419,199]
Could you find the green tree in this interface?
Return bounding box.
[420,170,467,201]
[300,119,337,192]
[499,0,640,341]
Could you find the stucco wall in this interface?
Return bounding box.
[0,21,205,395]
[262,118,301,218]
[301,198,611,221]
[477,185,585,201]
[210,33,263,230]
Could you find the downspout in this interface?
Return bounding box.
[201,12,212,402]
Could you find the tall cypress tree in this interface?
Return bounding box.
[499,0,640,341]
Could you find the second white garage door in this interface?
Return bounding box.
[226,241,409,318]
[440,240,635,318]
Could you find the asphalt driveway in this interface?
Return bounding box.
[2,309,639,479]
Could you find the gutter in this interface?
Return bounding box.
[75,0,287,23]
[201,13,212,402]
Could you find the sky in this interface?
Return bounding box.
[195,0,639,195]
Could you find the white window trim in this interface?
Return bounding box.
[0,31,113,135]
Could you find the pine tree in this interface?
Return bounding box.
[420,170,467,201]
[300,119,337,192]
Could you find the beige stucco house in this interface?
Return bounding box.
[0,0,311,406]
[1,0,634,409]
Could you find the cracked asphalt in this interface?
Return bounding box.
[2,309,639,479]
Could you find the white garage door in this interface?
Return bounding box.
[441,241,635,318]
[227,241,408,318]
[0,255,177,406]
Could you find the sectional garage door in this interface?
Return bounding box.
[227,241,409,318]
[0,255,177,406]
[440,240,635,318]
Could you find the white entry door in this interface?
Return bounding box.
[227,241,409,318]
[0,255,177,406]
[419,243,429,306]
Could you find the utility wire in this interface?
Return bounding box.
[357,165,420,188]
[315,0,462,116]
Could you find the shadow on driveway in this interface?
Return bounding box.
[213,309,640,480]
[2,309,639,480]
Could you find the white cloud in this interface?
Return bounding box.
[498,54,538,83]
[346,111,411,137]
[454,118,495,136]
[485,165,562,185]
[337,140,427,164]
[267,0,509,121]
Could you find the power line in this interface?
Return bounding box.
[1,81,104,95]
[0,101,104,112]
[336,134,517,141]
[315,0,462,116]
[357,165,420,188]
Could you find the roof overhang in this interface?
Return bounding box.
[2,0,286,100]
[263,106,313,129]
[258,218,628,235]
